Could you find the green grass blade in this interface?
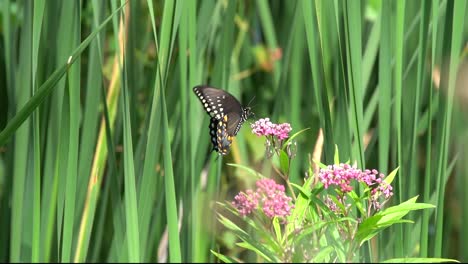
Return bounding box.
[434,0,466,257]
[121,63,141,262]
[148,0,181,262]
[393,0,406,256]
[9,1,33,261]
[378,0,392,175]
[59,2,81,262]
[302,0,335,163]
[161,82,182,263]
[31,0,46,261]
[343,0,364,169]
[421,0,439,256]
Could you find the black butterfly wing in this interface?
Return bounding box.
[194,85,247,155]
[193,85,244,121]
[225,111,243,136]
[208,116,233,155]
[215,116,233,155]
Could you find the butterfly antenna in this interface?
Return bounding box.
[247,95,256,107]
[245,96,258,122]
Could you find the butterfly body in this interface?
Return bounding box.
[193,85,252,155]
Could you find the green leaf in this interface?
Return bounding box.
[279,150,289,174]
[272,217,282,243]
[210,250,236,263]
[378,196,435,216]
[312,159,328,170]
[290,182,311,197]
[384,166,399,185]
[283,127,311,148]
[347,191,366,216]
[236,242,273,262]
[356,196,435,245]
[218,214,249,236]
[334,144,340,164]
[218,214,281,259]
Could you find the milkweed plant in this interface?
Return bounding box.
[212,118,457,263]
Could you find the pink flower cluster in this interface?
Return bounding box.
[318,163,393,203]
[362,169,393,199]
[319,163,362,193]
[232,178,294,219]
[231,190,260,216]
[251,118,292,140]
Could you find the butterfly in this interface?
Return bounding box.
[193,85,252,155]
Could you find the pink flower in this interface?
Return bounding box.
[274,123,292,140]
[256,179,293,218]
[251,118,275,137]
[318,163,362,193]
[232,178,294,219]
[318,164,394,211]
[251,118,292,141]
[232,189,260,216]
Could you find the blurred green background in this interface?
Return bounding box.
[0,0,467,262]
